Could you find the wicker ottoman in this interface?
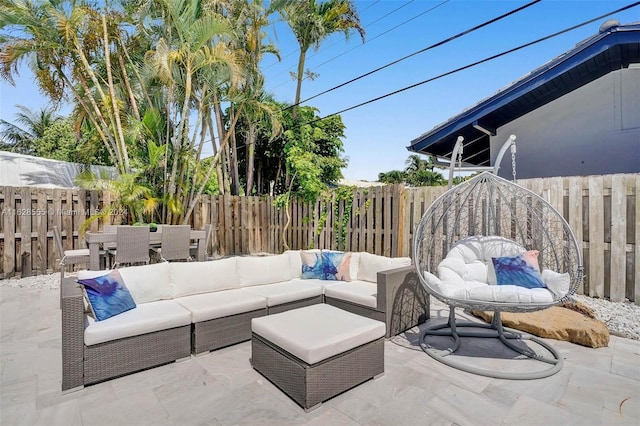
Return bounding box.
[250,304,386,411]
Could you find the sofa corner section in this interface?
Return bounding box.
[376,265,430,338]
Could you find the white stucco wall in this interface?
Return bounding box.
[491,68,640,179]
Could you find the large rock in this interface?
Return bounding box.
[471,304,610,348]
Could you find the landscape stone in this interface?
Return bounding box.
[471,304,610,348]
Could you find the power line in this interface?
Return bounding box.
[264,0,432,92]
[310,0,450,73]
[301,1,640,127]
[300,0,421,70]
[261,0,398,73]
[286,0,541,110]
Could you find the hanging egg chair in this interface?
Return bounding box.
[413,169,583,379]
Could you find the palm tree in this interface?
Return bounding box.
[140,0,241,221]
[241,90,282,195]
[0,0,130,171]
[75,170,158,228]
[276,0,365,110]
[0,105,62,154]
[378,170,406,185]
[404,154,435,174]
[216,0,281,195]
[406,169,445,187]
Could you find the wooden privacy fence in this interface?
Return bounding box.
[1,173,638,303]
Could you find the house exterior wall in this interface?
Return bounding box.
[490,68,640,179]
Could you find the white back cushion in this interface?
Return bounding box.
[77,270,113,280]
[171,257,239,298]
[237,253,295,286]
[479,236,525,260]
[436,258,468,293]
[117,262,174,304]
[434,236,567,302]
[357,252,411,283]
[542,269,570,299]
[446,236,526,285]
[284,250,303,278]
[349,252,360,280]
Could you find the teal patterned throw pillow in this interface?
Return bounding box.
[77,270,136,321]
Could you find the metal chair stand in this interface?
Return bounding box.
[420,306,563,380]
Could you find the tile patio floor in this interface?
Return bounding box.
[1,285,639,425]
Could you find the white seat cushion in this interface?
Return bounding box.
[175,289,267,323]
[357,252,411,283]
[84,300,191,346]
[242,281,323,307]
[288,278,345,293]
[251,304,385,364]
[324,280,378,308]
[450,285,555,304]
[171,257,239,298]
[425,270,556,303]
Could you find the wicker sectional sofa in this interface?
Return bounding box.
[61,250,430,392]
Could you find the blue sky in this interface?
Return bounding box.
[1,0,639,181]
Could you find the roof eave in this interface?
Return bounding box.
[408,25,639,155]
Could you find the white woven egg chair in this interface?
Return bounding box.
[413,170,583,379]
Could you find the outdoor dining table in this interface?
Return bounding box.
[85,228,207,270]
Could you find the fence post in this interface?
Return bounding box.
[393,184,405,258]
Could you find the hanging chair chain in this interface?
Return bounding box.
[457,144,463,170]
[510,140,517,182]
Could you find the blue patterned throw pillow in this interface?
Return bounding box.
[301,251,324,279]
[492,250,546,289]
[77,270,136,321]
[321,251,352,281]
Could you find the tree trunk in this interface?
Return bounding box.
[212,92,228,195]
[223,141,232,195]
[117,53,140,122]
[245,124,257,195]
[168,58,193,223]
[206,113,225,196]
[256,161,262,195]
[182,107,242,224]
[293,49,307,113]
[229,121,240,195]
[102,15,130,173]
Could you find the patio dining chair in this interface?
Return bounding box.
[112,225,151,268]
[190,223,213,260]
[53,225,90,281]
[154,225,192,262]
[103,224,118,267]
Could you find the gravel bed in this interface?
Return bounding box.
[573,294,640,340]
[2,273,639,341]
